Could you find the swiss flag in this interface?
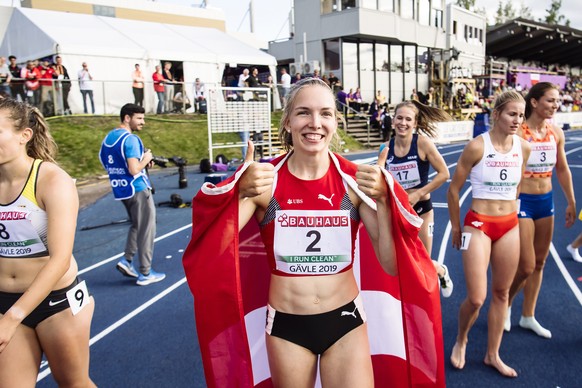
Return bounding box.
[183,153,445,387]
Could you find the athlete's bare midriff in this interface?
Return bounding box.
[268,269,359,315]
[520,176,552,195]
[0,256,78,293]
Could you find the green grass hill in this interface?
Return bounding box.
[47,113,365,181]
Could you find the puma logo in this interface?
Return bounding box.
[317,193,334,206]
[341,306,358,318]
[471,221,484,228]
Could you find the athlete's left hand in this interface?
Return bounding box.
[356,145,389,202]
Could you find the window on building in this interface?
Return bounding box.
[342,42,358,94]
[390,45,403,73]
[341,0,356,10]
[390,45,404,103]
[464,25,468,41]
[433,9,443,28]
[93,5,115,17]
[324,39,341,70]
[359,43,374,99]
[378,0,394,12]
[375,43,389,72]
[417,46,429,74]
[321,0,336,14]
[375,43,390,107]
[453,20,457,35]
[404,45,415,73]
[479,28,483,43]
[418,0,430,26]
[400,0,413,19]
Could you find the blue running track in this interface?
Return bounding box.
[36,130,582,387]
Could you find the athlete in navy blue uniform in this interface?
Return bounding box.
[383,100,454,297]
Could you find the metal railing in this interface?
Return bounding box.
[0,79,241,116]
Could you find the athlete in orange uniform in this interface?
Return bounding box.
[506,82,576,338]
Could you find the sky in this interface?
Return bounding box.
[1,0,577,40]
[161,0,581,41]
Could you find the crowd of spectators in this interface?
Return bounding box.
[0,55,78,116]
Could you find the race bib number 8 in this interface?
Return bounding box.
[0,212,46,257]
[273,210,352,275]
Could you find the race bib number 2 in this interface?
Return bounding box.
[273,210,352,275]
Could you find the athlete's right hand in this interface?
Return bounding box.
[238,140,274,199]
[0,315,18,354]
[143,148,154,167]
[451,226,462,250]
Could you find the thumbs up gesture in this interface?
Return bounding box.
[238,140,275,199]
[355,145,389,202]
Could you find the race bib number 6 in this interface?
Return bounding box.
[273,210,352,275]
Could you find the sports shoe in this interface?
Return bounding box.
[439,264,454,298]
[567,244,582,263]
[117,258,138,278]
[136,269,166,286]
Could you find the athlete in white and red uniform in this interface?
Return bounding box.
[448,90,531,378]
[238,78,395,387]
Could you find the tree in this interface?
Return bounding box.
[493,0,528,25]
[545,0,570,26]
[455,0,476,10]
[495,1,504,25]
[503,1,516,21]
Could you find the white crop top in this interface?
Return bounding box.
[470,132,523,200]
[0,159,50,258]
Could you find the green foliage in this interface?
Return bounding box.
[545,0,570,26]
[47,113,364,180]
[455,0,476,10]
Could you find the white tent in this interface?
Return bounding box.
[0,7,277,114]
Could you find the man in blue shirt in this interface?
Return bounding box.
[99,103,165,286]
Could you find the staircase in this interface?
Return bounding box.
[342,115,385,149]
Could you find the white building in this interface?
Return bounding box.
[445,3,487,79]
[269,0,486,105]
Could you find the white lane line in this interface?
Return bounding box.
[78,224,192,275]
[38,278,188,382]
[549,243,582,306]
[566,145,582,156]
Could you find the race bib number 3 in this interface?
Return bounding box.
[66,280,90,316]
[273,210,352,275]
